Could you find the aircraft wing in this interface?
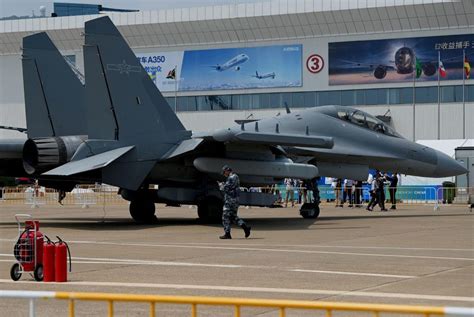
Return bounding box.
[43,146,135,176]
[194,130,333,149]
[286,146,402,164]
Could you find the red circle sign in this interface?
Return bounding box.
[306,54,324,73]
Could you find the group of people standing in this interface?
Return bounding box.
[366,171,398,211]
[331,171,399,211]
[331,178,364,208]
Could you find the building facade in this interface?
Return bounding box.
[0,0,473,140]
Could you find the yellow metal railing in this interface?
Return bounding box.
[54,292,454,317]
[2,290,473,316]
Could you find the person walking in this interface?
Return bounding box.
[220,165,251,239]
[366,171,378,211]
[387,173,399,210]
[284,178,295,207]
[375,172,388,211]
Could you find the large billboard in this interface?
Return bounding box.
[137,44,302,92]
[329,34,474,86]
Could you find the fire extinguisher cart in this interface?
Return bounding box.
[10,214,44,281]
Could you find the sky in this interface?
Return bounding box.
[0,0,265,18]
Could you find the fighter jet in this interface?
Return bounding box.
[0,17,467,224]
[252,71,276,79]
[211,53,249,71]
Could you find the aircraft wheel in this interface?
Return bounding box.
[34,264,44,282]
[130,199,157,224]
[300,203,320,219]
[197,197,223,224]
[10,263,21,281]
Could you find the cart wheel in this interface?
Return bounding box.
[34,264,43,282]
[10,263,22,281]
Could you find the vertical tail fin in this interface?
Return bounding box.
[84,16,186,142]
[22,32,86,138]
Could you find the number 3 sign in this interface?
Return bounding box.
[306,54,324,73]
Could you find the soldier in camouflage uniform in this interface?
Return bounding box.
[220,165,251,239]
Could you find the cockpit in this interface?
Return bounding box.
[336,109,401,137]
[316,106,401,138]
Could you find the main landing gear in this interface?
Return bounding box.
[129,198,157,224]
[197,196,223,224]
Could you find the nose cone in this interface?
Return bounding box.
[434,151,468,177]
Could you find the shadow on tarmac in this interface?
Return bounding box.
[0,211,470,232]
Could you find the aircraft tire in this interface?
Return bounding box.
[197,197,223,224]
[300,203,320,219]
[129,199,157,224]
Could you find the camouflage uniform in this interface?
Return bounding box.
[222,173,246,234]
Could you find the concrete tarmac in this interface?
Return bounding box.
[0,203,473,316]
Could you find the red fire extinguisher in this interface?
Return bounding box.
[54,236,71,282]
[43,236,55,282]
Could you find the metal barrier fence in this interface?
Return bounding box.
[1,290,473,317]
[0,185,125,207]
[0,185,472,208]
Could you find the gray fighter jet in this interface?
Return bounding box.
[0,17,467,223]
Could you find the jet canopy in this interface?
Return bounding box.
[336,108,401,138]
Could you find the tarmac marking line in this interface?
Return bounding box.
[3,239,473,252]
[0,257,415,278]
[47,241,474,261]
[291,269,415,279]
[0,279,472,303]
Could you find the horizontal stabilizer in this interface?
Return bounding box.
[162,139,204,160]
[211,130,333,148]
[43,146,134,176]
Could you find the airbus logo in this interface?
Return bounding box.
[107,60,141,75]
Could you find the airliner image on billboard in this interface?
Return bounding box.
[179,44,302,91]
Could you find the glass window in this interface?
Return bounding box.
[355,90,365,105]
[176,97,186,112]
[319,91,329,105]
[281,93,292,108]
[341,90,355,106]
[399,87,414,104]
[454,85,464,102]
[197,96,210,111]
[389,88,400,104]
[292,93,304,108]
[415,87,437,103]
[259,94,271,108]
[269,93,281,108]
[365,89,378,105]
[441,86,455,103]
[231,95,240,109]
[467,85,474,102]
[327,91,341,105]
[239,94,252,110]
[303,92,316,107]
[251,94,259,109]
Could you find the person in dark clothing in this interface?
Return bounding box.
[354,180,363,207]
[386,173,399,210]
[375,173,388,211]
[220,165,251,239]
